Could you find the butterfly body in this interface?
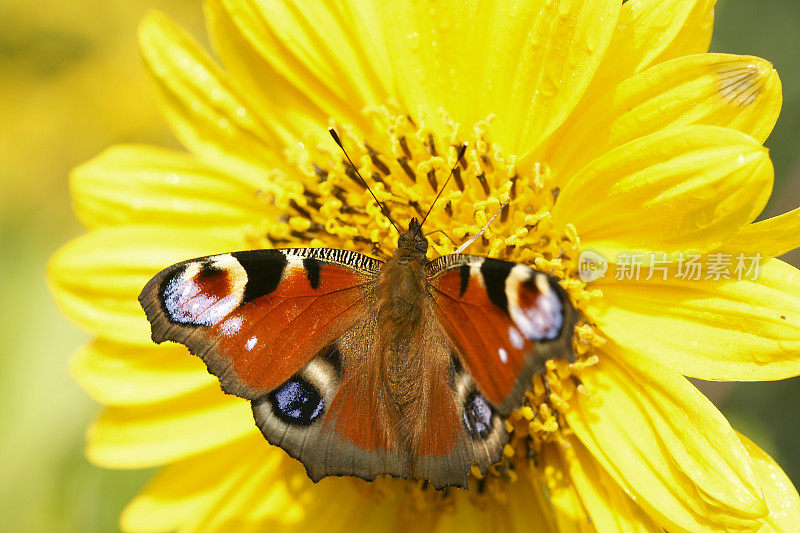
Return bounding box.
[139,218,577,488]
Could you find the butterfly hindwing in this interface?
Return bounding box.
[138,248,381,399]
[253,315,413,485]
[427,254,578,414]
[252,278,507,489]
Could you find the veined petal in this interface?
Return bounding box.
[121,437,269,533]
[71,144,270,229]
[380,0,621,155]
[70,341,213,407]
[560,436,661,532]
[139,11,285,186]
[552,126,773,258]
[547,54,781,184]
[87,385,255,468]
[585,0,716,99]
[590,258,800,381]
[566,351,766,532]
[48,225,247,345]
[211,0,390,139]
[725,206,800,258]
[737,433,800,532]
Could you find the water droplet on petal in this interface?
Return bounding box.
[408,32,421,51]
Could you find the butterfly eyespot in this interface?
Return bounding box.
[161,259,241,327]
[509,271,564,341]
[268,377,325,426]
[462,390,493,440]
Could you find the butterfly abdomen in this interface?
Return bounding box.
[373,250,444,450]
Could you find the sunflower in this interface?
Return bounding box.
[48,0,800,530]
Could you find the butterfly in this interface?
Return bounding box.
[138,131,578,489]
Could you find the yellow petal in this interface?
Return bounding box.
[121,437,268,533]
[591,258,800,381]
[502,480,558,533]
[182,459,365,532]
[139,11,284,186]
[560,436,661,532]
[540,445,593,533]
[552,125,773,258]
[737,432,800,532]
[179,452,415,533]
[71,144,270,229]
[48,225,247,345]
[645,0,715,62]
[725,206,800,258]
[381,0,621,155]
[547,54,781,183]
[566,350,766,532]
[438,480,556,532]
[585,0,716,99]
[70,341,213,406]
[88,385,256,468]
[202,0,324,146]
[210,0,390,139]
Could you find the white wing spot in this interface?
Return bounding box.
[509,327,525,350]
[245,336,258,351]
[498,348,508,364]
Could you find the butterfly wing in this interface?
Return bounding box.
[252,314,412,484]
[139,246,575,489]
[426,254,578,415]
[257,307,506,489]
[140,248,422,485]
[407,322,508,488]
[138,248,381,399]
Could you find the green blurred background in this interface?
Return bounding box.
[1,1,798,530]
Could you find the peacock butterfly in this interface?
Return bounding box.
[138,131,578,489]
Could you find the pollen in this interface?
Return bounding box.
[256,106,605,507]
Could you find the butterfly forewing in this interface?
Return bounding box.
[138,248,381,399]
[426,254,578,415]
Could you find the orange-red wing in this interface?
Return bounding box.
[427,254,577,414]
[139,248,381,399]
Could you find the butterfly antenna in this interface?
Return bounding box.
[420,143,468,227]
[454,198,509,254]
[329,127,400,234]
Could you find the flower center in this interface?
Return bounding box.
[254,107,603,510]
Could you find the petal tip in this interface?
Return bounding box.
[716,58,779,108]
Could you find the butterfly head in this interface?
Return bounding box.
[394,217,429,263]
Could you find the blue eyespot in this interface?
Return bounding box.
[268,378,324,426]
[462,391,493,440]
